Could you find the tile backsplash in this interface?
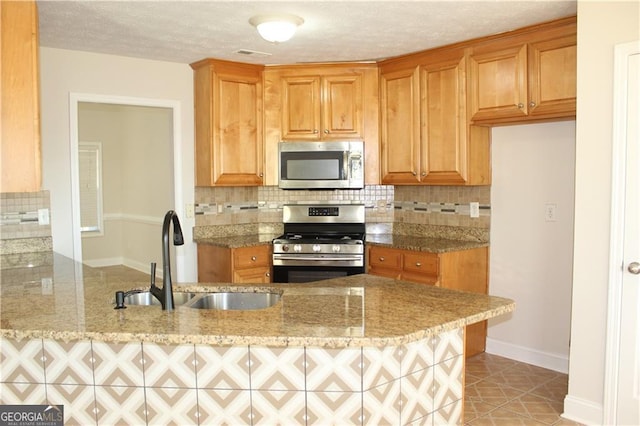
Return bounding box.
[0,191,53,255]
[195,185,490,233]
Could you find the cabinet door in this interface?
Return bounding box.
[368,246,402,278]
[233,267,272,283]
[1,0,41,192]
[212,71,263,185]
[469,43,528,121]
[380,67,421,184]
[322,74,363,139]
[281,76,321,140]
[420,54,468,184]
[402,252,439,284]
[528,34,576,117]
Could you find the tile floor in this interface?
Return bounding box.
[464,353,584,425]
[95,265,584,426]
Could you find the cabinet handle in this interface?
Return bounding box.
[251,256,257,261]
[529,101,536,108]
[517,103,524,109]
[415,262,422,267]
[379,257,385,262]
[324,129,329,134]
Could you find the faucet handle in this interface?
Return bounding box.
[150,262,157,287]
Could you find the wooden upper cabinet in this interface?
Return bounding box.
[380,50,491,186]
[420,53,469,184]
[468,17,576,124]
[379,66,421,184]
[1,0,42,193]
[191,59,264,186]
[281,72,364,140]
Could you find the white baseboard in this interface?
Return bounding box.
[83,257,124,268]
[563,394,603,425]
[83,257,163,278]
[485,337,569,373]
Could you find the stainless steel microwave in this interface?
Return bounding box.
[278,141,364,190]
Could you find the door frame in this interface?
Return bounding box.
[603,39,640,425]
[69,93,184,276]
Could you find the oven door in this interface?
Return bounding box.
[272,254,365,283]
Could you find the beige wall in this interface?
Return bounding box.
[79,103,173,272]
[565,1,640,424]
[39,47,197,281]
[488,121,575,373]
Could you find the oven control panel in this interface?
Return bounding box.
[308,207,339,216]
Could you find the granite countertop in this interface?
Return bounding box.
[194,233,488,253]
[0,254,513,348]
[365,234,489,253]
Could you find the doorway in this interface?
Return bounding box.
[70,94,183,278]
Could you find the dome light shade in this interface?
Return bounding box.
[249,14,304,43]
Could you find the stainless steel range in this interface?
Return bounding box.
[272,204,366,283]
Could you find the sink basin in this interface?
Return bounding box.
[123,291,196,306]
[187,292,281,310]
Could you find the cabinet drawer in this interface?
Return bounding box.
[403,252,439,276]
[233,245,271,269]
[369,246,403,270]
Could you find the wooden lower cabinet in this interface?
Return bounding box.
[198,244,272,284]
[367,245,489,357]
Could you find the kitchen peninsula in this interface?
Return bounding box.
[0,253,513,425]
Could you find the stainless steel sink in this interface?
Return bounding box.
[187,292,281,310]
[123,291,196,306]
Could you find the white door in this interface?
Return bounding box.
[605,41,640,425]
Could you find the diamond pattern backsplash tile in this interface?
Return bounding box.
[141,342,196,388]
[145,387,198,425]
[94,385,146,425]
[42,339,93,385]
[91,341,144,387]
[194,344,250,390]
[249,346,305,391]
[0,336,45,384]
[250,389,306,425]
[305,346,362,392]
[197,388,252,425]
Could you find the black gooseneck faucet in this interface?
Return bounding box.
[150,210,184,311]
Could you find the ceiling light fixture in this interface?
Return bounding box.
[249,14,304,43]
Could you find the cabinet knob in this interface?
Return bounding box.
[379,257,385,262]
[313,129,319,134]
[259,173,263,177]
[629,262,640,275]
[265,272,271,277]
[415,262,422,267]
[529,101,536,108]
[517,103,524,109]
[324,129,329,134]
[412,171,417,176]
[421,172,426,177]
[251,256,257,261]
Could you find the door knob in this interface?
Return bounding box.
[628,262,640,275]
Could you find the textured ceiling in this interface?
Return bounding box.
[37,1,577,65]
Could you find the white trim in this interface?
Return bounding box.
[563,395,604,425]
[78,141,104,234]
[603,40,640,426]
[83,257,125,268]
[69,93,184,278]
[486,338,569,374]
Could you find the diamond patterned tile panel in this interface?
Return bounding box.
[91,341,144,387]
[0,337,45,383]
[94,386,146,425]
[197,388,252,425]
[433,328,463,364]
[434,355,463,410]
[145,387,198,425]
[306,391,362,425]
[46,384,97,426]
[362,379,400,425]
[400,337,435,376]
[362,345,399,390]
[43,339,93,385]
[0,382,46,404]
[306,346,362,392]
[400,366,433,425]
[249,346,305,391]
[195,344,250,390]
[250,389,306,425]
[142,343,196,388]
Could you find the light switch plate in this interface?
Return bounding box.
[470,202,480,218]
[38,208,50,225]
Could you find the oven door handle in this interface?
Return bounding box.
[273,255,363,262]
